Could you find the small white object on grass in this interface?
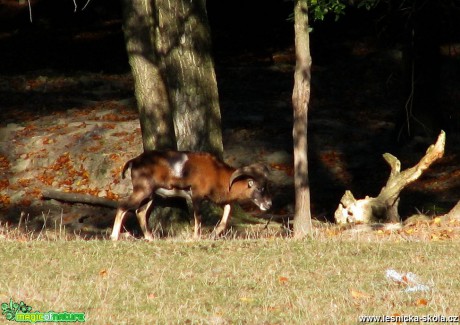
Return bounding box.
[385,269,430,293]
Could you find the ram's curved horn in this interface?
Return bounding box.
[229,163,269,189]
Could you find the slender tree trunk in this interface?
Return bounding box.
[292,0,312,238]
[155,0,223,157]
[121,0,177,151]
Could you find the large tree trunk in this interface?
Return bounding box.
[121,0,177,151]
[155,0,223,157]
[292,0,313,238]
[121,0,223,156]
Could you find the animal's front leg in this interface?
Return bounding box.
[192,199,203,239]
[212,204,231,238]
[193,210,202,240]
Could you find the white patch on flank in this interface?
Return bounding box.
[171,153,188,178]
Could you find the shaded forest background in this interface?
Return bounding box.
[0,0,459,228]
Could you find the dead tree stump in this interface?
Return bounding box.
[334,131,446,224]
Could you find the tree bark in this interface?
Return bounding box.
[155,0,223,157]
[121,0,223,157]
[121,0,177,151]
[292,0,312,238]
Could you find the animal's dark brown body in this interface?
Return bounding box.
[111,150,272,240]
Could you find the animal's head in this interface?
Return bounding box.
[229,163,272,211]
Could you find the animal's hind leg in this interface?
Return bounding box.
[111,208,129,241]
[136,200,154,241]
[111,191,149,241]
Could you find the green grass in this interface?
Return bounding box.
[1,239,459,324]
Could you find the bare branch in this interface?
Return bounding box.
[82,0,92,11]
[27,0,32,22]
[42,188,118,209]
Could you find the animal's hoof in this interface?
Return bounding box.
[210,226,225,239]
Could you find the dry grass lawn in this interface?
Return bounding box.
[1,234,459,324]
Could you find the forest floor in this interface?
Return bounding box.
[1,2,460,242]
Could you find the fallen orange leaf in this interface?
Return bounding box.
[0,155,10,169]
[43,137,54,145]
[62,178,74,186]
[278,276,289,284]
[18,178,32,187]
[0,179,9,190]
[415,298,428,306]
[0,194,11,205]
[87,145,102,152]
[392,313,402,325]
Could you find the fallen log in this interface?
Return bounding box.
[334,131,446,224]
[42,188,118,209]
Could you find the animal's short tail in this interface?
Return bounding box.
[121,159,134,179]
